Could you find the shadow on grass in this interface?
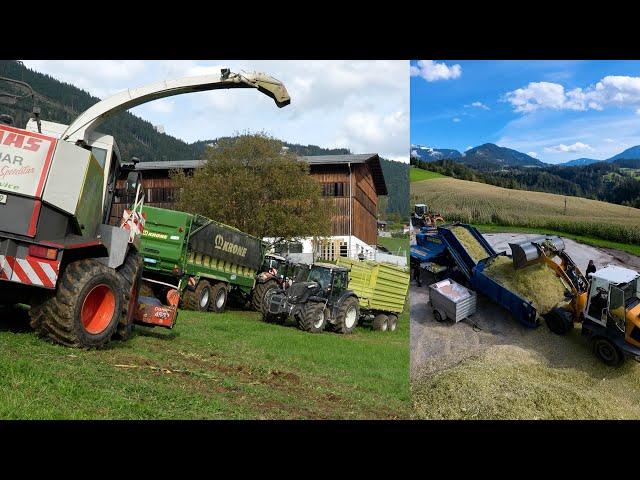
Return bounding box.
[0,306,32,333]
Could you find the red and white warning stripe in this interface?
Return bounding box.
[0,254,59,289]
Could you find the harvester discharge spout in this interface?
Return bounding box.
[61,69,290,144]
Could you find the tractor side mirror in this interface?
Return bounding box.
[125,171,141,198]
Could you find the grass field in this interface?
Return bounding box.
[411,175,640,245]
[410,167,445,182]
[0,307,410,419]
[378,235,409,255]
[412,327,640,420]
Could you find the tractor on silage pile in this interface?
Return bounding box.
[0,71,290,348]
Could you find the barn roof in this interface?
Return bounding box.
[133,153,388,196]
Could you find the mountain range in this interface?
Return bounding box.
[411,142,640,168]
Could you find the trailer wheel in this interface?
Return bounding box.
[114,252,143,341]
[209,282,228,313]
[333,296,360,334]
[387,314,398,332]
[594,338,623,367]
[372,314,389,331]
[29,259,122,348]
[251,279,278,314]
[185,280,212,312]
[433,310,445,323]
[544,308,573,335]
[297,301,326,333]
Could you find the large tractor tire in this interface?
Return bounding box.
[332,296,360,334]
[251,279,278,314]
[209,282,229,313]
[544,307,574,335]
[29,259,122,348]
[593,338,623,367]
[297,301,327,333]
[372,314,389,331]
[114,252,143,341]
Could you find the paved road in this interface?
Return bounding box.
[410,232,640,378]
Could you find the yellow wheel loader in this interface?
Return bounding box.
[510,236,640,366]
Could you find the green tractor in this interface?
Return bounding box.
[264,263,360,333]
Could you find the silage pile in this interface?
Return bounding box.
[450,226,489,263]
[483,256,567,314]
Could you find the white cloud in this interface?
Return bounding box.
[605,138,615,143]
[452,117,461,122]
[544,142,594,153]
[505,76,640,114]
[410,60,462,82]
[469,101,490,110]
[527,151,538,158]
[465,146,473,151]
[20,60,409,162]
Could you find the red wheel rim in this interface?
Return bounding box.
[81,284,116,334]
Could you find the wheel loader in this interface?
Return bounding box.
[0,70,290,348]
[509,236,640,366]
[411,203,444,229]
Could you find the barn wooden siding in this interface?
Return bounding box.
[111,163,379,245]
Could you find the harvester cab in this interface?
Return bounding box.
[264,263,360,334]
[0,69,290,348]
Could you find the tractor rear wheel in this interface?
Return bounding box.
[114,252,143,341]
[209,282,228,313]
[297,301,326,333]
[333,296,360,334]
[594,338,623,366]
[372,314,389,331]
[387,314,398,332]
[29,259,122,348]
[544,308,574,335]
[251,279,278,314]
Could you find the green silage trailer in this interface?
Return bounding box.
[139,205,266,313]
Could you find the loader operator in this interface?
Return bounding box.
[586,260,596,278]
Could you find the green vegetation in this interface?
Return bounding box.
[411,156,640,209]
[0,307,410,419]
[410,167,445,182]
[412,329,640,420]
[171,133,332,246]
[411,176,640,245]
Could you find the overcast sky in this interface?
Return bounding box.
[23,60,409,162]
[411,60,640,164]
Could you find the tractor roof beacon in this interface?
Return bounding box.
[0,70,290,348]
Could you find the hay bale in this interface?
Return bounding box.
[450,226,488,263]
[484,256,567,314]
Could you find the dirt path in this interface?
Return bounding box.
[410,232,640,379]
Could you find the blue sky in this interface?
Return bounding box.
[411,60,640,164]
[22,61,409,162]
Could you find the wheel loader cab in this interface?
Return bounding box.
[414,204,427,216]
[585,265,640,350]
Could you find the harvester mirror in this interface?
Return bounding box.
[125,171,141,197]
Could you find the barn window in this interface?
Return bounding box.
[322,182,346,197]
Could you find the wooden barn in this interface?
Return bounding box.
[111,154,387,259]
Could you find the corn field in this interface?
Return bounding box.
[411,177,640,245]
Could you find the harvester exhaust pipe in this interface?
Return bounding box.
[509,235,565,270]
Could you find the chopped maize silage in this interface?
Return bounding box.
[483,256,567,314]
[450,226,489,263]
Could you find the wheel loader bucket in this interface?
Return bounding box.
[509,235,565,270]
